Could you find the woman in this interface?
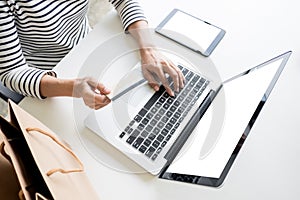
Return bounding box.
[0,0,184,109]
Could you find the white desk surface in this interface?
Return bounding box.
[19,0,300,199]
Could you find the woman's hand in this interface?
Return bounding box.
[40,75,110,110]
[128,20,185,96]
[140,47,185,96]
[73,77,111,109]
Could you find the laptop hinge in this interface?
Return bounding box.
[163,89,217,165]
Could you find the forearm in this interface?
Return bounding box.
[40,75,75,97]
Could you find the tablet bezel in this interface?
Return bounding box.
[155,9,226,57]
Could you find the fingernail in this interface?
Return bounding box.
[105,87,111,92]
[170,91,174,97]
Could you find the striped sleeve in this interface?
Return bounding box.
[109,0,147,31]
[0,5,56,99]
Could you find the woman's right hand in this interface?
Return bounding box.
[73,77,111,110]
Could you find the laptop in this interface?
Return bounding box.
[84,51,291,186]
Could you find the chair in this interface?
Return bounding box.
[0,82,24,104]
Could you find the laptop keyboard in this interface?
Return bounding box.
[119,65,209,161]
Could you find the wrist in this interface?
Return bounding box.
[139,46,156,56]
[40,75,75,97]
[128,21,155,49]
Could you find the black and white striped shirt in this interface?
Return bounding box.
[0,0,146,99]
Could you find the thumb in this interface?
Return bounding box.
[96,82,111,95]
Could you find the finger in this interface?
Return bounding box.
[96,82,111,95]
[86,97,111,110]
[142,68,160,91]
[173,65,185,89]
[162,62,180,92]
[165,60,185,90]
[153,64,174,96]
[94,94,111,108]
[86,78,110,95]
[82,89,111,109]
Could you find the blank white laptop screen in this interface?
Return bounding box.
[168,57,281,178]
[163,58,283,178]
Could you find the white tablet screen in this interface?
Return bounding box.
[156,10,224,55]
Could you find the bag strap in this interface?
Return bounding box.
[26,127,84,176]
[0,141,12,163]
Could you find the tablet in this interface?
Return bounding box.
[155,9,225,56]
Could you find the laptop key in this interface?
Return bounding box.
[150,119,158,126]
[161,128,169,136]
[161,141,167,147]
[170,106,177,112]
[126,130,139,144]
[163,92,170,98]
[167,98,174,104]
[154,113,162,121]
[137,124,145,131]
[157,134,164,142]
[141,130,149,137]
[159,97,166,103]
[166,111,173,117]
[165,123,172,131]
[181,67,189,75]
[166,135,172,141]
[134,115,142,123]
[161,116,169,123]
[151,154,158,161]
[186,71,194,81]
[126,135,136,145]
[143,139,151,147]
[145,147,156,158]
[163,103,170,110]
[157,122,165,129]
[157,147,162,154]
[170,128,176,135]
[119,132,126,138]
[146,112,154,120]
[152,140,160,148]
[145,124,153,132]
[138,108,147,117]
[141,118,149,125]
[148,133,156,140]
[127,128,133,134]
[170,117,177,124]
[132,137,144,149]
[139,145,147,153]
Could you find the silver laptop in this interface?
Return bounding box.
[84,51,291,177]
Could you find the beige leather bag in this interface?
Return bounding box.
[0,100,99,200]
